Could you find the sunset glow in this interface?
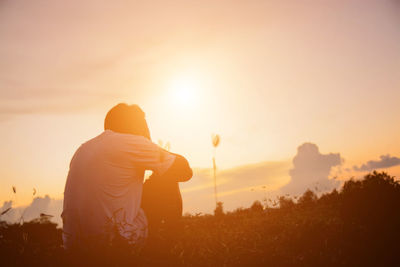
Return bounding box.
[0,0,399,218]
[168,74,200,108]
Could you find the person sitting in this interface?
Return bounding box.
[62,103,192,252]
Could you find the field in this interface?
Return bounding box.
[1,171,400,266]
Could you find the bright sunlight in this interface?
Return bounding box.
[168,74,200,107]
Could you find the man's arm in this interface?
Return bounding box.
[131,137,192,181]
[161,152,193,182]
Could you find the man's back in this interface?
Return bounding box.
[62,130,175,248]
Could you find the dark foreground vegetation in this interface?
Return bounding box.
[1,171,400,266]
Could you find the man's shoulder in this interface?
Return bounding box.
[103,130,153,145]
[82,130,156,151]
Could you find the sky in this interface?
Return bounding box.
[0,0,400,221]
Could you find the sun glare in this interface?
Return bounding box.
[168,75,199,107]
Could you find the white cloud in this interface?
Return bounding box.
[0,196,62,226]
[280,143,343,196]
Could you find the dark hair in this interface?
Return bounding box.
[104,103,151,139]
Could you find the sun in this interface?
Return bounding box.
[168,75,199,107]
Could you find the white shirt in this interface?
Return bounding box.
[62,130,175,248]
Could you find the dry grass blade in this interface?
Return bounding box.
[1,207,12,216]
[158,140,171,151]
[165,141,171,151]
[157,139,163,147]
[211,134,220,206]
[212,134,220,148]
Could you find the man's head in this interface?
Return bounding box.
[104,103,151,139]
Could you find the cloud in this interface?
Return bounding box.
[353,154,400,172]
[0,196,62,226]
[280,143,343,196]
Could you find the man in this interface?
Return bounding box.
[62,103,192,250]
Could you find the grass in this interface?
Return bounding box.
[1,171,400,266]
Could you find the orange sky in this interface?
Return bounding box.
[0,0,399,214]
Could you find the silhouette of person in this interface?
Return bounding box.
[62,103,192,251]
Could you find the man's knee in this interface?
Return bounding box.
[142,177,183,227]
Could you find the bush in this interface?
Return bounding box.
[250,200,264,212]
